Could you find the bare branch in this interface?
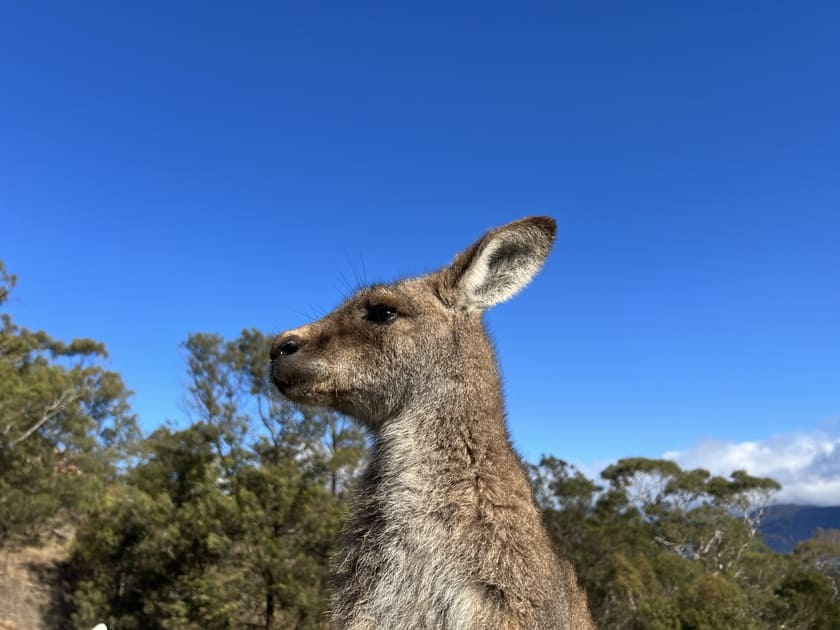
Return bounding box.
[8,389,78,449]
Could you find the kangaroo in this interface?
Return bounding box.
[270,217,594,629]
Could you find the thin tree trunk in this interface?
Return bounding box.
[265,572,275,630]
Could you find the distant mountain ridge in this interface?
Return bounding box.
[760,504,840,553]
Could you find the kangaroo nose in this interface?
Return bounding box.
[270,336,302,360]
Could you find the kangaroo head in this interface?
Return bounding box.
[270,216,556,428]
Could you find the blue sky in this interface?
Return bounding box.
[2,2,839,492]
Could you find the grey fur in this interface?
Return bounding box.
[271,217,595,629]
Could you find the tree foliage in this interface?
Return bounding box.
[532,455,840,628]
[0,261,139,545]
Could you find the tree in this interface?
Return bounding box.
[70,425,244,630]
[235,439,344,629]
[531,456,793,628]
[794,528,840,585]
[774,569,840,629]
[599,458,780,577]
[0,261,139,545]
[529,456,601,558]
[181,332,250,477]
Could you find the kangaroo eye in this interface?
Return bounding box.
[366,304,399,324]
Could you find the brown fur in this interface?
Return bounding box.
[271,217,594,629]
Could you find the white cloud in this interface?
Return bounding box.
[663,425,840,506]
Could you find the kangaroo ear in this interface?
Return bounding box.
[440,216,556,311]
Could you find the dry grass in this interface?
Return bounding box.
[0,532,73,630]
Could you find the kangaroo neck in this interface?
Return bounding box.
[373,366,516,482]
